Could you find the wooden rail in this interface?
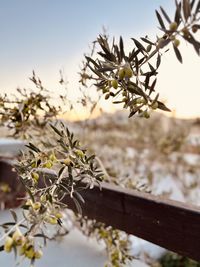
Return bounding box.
[0,160,200,261]
[66,182,200,262]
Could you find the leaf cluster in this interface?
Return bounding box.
[0,72,65,136]
[80,0,200,118]
[0,123,103,265]
[78,217,133,267]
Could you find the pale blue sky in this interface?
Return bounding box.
[0,0,172,65]
[0,1,172,89]
[1,1,200,118]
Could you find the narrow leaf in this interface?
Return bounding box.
[174,1,182,24]
[58,166,66,177]
[129,109,138,118]
[128,49,140,62]
[74,191,85,204]
[131,38,146,52]
[85,56,99,68]
[50,124,62,137]
[140,37,154,45]
[155,10,166,29]
[190,0,196,10]
[149,78,157,95]
[157,101,171,111]
[73,197,82,215]
[160,6,171,23]
[26,143,40,153]
[156,53,161,68]
[9,210,18,223]
[173,45,183,63]
[183,0,191,21]
[119,36,125,61]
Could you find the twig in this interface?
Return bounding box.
[0,218,26,242]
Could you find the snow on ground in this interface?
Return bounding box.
[130,236,166,261]
[0,209,149,267]
[152,175,185,202]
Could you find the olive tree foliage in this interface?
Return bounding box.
[80,0,200,118]
[0,1,200,267]
[0,72,64,136]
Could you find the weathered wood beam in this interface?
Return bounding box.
[1,160,200,261]
[66,182,200,261]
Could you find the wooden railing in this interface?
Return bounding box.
[0,159,200,261]
[66,182,200,261]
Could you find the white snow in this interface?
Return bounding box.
[130,236,166,260]
[0,209,149,267]
[153,175,185,202]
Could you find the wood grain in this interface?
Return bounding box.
[1,160,200,261]
[66,182,200,261]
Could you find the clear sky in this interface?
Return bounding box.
[0,0,200,119]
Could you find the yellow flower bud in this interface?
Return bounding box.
[124,67,133,78]
[31,161,37,168]
[118,68,125,80]
[15,236,25,246]
[45,215,58,224]
[26,199,33,206]
[31,172,39,182]
[143,110,150,119]
[63,157,71,166]
[32,202,41,210]
[4,236,13,253]
[25,247,35,259]
[49,153,57,162]
[19,245,26,255]
[111,79,118,89]
[55,212,63,219]
[12,228,22,243]
[75,149,84,158]
[102,87,109,94]
[34,250,43,259]
[169,22,178,31]
[43,161,53,168]
[151,102,158,110]
[40,194,46,202]
[47,216,58,225]
[173,38,180,47]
